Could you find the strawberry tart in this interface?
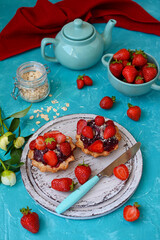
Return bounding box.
[76,116,121,157]
[28,131,76,173]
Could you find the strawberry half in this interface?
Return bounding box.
[29,140,36,150]
[43,131,60,139]
[35,136,46,150]
[113,164,129,180]
[104,125,116,139]
[82,126,93,139]
[88,140,104,153]
[43,151,58,167]
[60,142,71,156]
[77,119,87,135]
[123,202,140,222]
[54,133,66,143]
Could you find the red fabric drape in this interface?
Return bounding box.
[0,0,160,61]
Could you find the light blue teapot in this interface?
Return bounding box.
[41,18,116,70]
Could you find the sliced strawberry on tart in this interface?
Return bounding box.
[76,116,121,157]
[28,131,76,173]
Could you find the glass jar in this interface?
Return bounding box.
[11,61,50,102]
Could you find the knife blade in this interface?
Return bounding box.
[55,142,141,214]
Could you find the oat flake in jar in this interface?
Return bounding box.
[11,61,50,102]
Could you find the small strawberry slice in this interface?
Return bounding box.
[29,140,36,150]
[43,151,58,167]
[88,140,104,153]
[54,133,66,143]
[95,115,105,126]
[77,119,87,135]
[75,161,91,184]
[60,142,71,156]
[104,125,116,139]
[82,126,93,139]
[113,164,129,180]
[51,178,76,192]
[43,131,60,139]
[123,202,140,222]
[35,136,46,150]
[45,137,57,150]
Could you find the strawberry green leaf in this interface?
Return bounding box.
[9,118,20,132]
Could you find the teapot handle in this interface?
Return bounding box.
[101,54,113,67]
[41,38,59,63]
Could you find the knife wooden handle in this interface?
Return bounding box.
[55,175,100,214]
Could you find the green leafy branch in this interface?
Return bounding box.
[0,105,32,178]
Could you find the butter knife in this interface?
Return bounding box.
[55,142,141,214]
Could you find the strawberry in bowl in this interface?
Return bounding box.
[28,131,76,173]
[101,49,160,96]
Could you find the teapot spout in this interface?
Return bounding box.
[102,19,117,51]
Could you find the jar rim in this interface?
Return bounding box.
[16,61,46,85]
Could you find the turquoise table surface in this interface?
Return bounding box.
[0,0,160,239]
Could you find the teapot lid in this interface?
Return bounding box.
[63,19,94,41]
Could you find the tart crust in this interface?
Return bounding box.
[76,126,121,158]
[28,136,76,173]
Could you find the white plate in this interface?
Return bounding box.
[20,114,143,219]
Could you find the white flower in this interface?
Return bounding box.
[0,132,13,151]
[14,137,25,149]
[1,170,16,186]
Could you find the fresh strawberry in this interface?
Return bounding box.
[29,140,36,150]
[137,70,143,77]
[77,75,93,86]
[100,96,116,109]
[43,131,60,139]
[95,115,105,126]
[106,120,114,126]
[60,142,71,156]
[43,151,58,167]
[51,178,75,192]
[127,103,141,121]
[20,206,39,233]
[35,136,46,150]
[83,75,93,86]
[77,119,87,135]
[113,49,130,61]
[142,63,157,82]
[104,125,116,139]
[113,164,129,180]
[135,76,144,84]
[75,161,91,184]
[122,65,138,83]
[54,133,66,143]
[82,126,93,139]
[109,60,123,78]
[123,202,140,222]
[132,50,147,67]
[45,137,57,150]
[88,140,104,153]
[122,60,130,67]
[77,78,84,89]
